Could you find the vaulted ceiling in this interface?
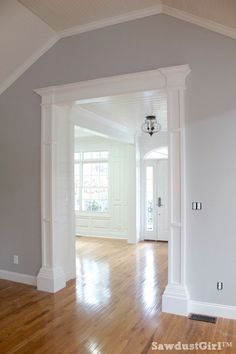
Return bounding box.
[0,0,235,96]
[18,0,161,32]
[19,0,236,33]
[0,0,56,94]
[163,0,236,29]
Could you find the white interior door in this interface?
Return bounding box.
[143,159,168,241]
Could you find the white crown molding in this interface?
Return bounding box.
[162,5,236,40]
[0,3,235,98]
[189,300,236,320]
[0,34,59,96]
[59,3,162,38]
[0,269,36,286]
[58,3,236,41]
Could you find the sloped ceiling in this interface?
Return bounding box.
[18,0,161,32]
[0,0,235,96]
[0,0,57,94]
[163,0,236,29]
[19,0,236,32]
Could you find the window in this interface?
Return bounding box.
[144,147,168,160]
[75,151,109,213]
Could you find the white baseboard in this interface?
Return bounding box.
[66,271,76,282]
[189,300,236,320]
[37,266,66,293]
[1,270,236,320]
[76,232,127,240]
[0,269,36,286]
[162,283,189,316]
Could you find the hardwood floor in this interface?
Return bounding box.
[0,237,235,353]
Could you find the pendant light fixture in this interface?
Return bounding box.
[141,115,161,136]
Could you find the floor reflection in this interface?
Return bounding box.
[142,248,158,309]
[75,237,167,321]
[76,255,111,306]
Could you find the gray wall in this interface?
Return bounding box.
[0,14,236,305]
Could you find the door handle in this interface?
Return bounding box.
[157,197,163,207]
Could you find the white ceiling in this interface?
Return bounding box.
[18,0,236,32]
[75,90,167,132]
[74,126,108,139]
[144,146,168,159]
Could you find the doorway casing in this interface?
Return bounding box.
[35,64,191,316]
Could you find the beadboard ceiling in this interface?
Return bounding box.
[18,0,236,33]
[76,90,167,132]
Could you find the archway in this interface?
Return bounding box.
[35,65,191,316]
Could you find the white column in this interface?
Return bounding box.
[162,88,189,315]
[37,104,66,292]
[135,133,141,243]
[162,89,189,315]
[160,66,191,316]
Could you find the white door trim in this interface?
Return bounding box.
[35,65,191,317]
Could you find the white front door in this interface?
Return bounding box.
[143,159,168,241]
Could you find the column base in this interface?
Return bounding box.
[162,283,189,316]
[37,266,66,293]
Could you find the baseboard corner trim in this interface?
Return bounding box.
[37,266,66,293]
[162,283,189,316]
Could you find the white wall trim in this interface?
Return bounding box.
[76,233,127,240]
[34,68,166,104]
[37,266,66,293]
[59,4,236,41]
[0,269,36,286]
[162,284,189,316]
[35,65,190,106]
[163,5,236,40]
[59,4,162,38]
[0,34,59,96]
[189,300,236,321]
[35,65,190,308]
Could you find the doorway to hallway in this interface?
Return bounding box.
[36,65,190,317]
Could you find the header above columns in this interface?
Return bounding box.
[34,64,191,105]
